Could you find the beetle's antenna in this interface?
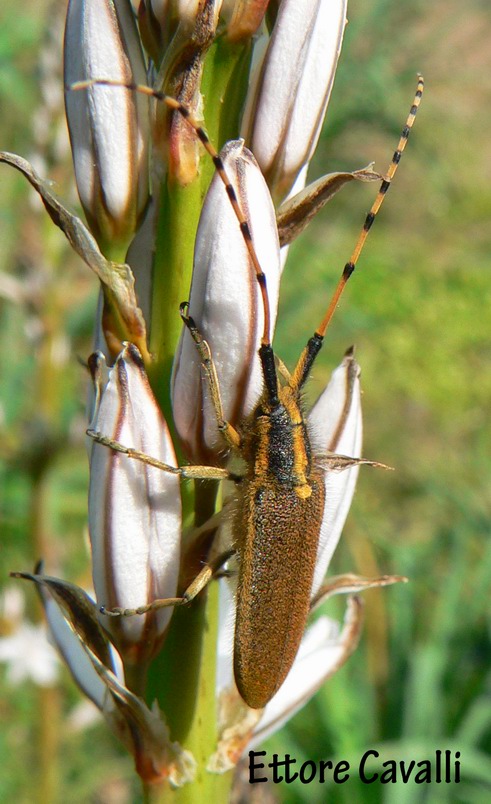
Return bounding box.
[288,76,424,392]
[69,76,423,398]
[315,75,424,340]
[68,79,273,349]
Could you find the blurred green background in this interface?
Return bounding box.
[1,0,490,801]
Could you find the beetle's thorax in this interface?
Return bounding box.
[241,384,313,499]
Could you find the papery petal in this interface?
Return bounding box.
[88,648,197,786]
[249,597,363,747]
[311,572,407,611]
[41,579,195,786]
[64,0,150,249]
[42,589,109,708]
[171,140,281,463]
[11,569,120,703]
[241,0,347,200]
[0,151,150,361]
[88,344,181,660]
[308,348,362,596]
[277,165,382,248]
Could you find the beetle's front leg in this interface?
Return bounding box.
[87,428,231,480]
[180,303,242,450]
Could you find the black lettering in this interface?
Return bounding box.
[380,761,396,784]
[249,750,267,783]
[270,753,297,784]
[359,750,379,783]
[414,761,431,784]
[400,760,415,783]
[299,760,316,784]
[334,760,350,783]
[318,759,332,783]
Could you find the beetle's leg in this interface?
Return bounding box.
[180,303,242,449]
[101,547,236,616]
[87,429,231,481]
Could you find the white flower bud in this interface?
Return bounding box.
[146,0,170,24]
[241,0,347,200]
[64,0,150,249]
[308,348,362,595]
[147,0,221,34]
[176,0,207,23]
[88,345,181,661]
[222,0,270,41]
[171,140,281,463]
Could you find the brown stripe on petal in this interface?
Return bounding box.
[327,349,360,452]
[226,145,263,428]
[102,351,130,623]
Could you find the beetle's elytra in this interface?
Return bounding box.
[233,382,326,707]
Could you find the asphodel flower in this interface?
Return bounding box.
[309,347,363,594]
[26,571,195,785]
[241,0,348,202]
[221,0,270,41]
[146,0,204,31]
[88,344,181,664]
[64,0,150,252]
[172,140,281,462]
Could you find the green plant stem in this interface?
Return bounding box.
[141,35,254,801]
[145,582,233,802]
[148,176,201,422]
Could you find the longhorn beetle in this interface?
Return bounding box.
[81,75,424,709]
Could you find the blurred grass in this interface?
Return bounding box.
[1,0,490,801]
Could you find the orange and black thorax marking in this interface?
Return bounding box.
[245,388,312,491]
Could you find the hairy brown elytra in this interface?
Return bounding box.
[83,75,424,709]
[231,374,327,707]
